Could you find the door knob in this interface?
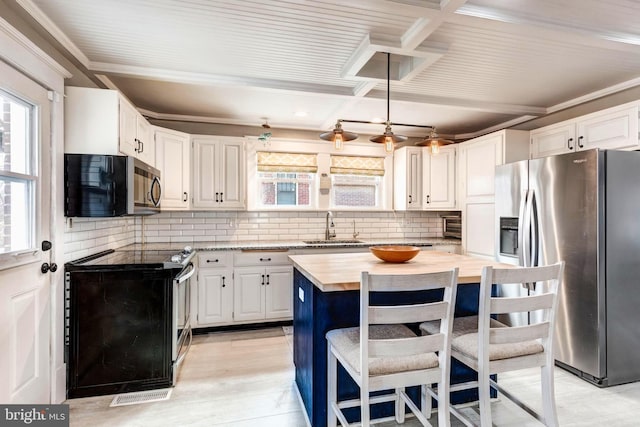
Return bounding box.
[41,240,52,251]
[41,262,58,274]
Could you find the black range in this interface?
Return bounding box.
[64,247,195,398]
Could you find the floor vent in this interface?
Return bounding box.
[109,388,173,407]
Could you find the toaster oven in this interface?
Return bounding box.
[442,215,462,239]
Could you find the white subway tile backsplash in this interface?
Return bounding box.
[64,210,452,256]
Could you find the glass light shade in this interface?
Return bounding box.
[384,136,394,153]
[334,133,344,150]
[430,141,440,155]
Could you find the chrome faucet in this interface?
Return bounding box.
[352,220,359,239]
[325,211,336,240]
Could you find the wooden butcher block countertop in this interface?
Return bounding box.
[289,250,515,292]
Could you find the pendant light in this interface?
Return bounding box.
[416,127,454,154]
[319,120,358,150]
[370,52,406,153]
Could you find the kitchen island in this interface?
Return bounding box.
[289,250,513,427]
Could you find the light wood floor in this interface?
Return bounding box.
[67,327,640,426]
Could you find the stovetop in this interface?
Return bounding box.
[66,247,195,270]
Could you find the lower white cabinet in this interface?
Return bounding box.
[233,266,293,321]
[196,252,234,327]
[194,250,293,328]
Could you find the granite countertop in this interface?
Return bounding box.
[120,238,460,252]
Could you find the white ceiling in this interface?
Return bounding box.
[17,0,640,139]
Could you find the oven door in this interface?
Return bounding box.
[172,262,195,384]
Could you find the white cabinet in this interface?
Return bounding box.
[155,127,191,210]
[394,147,422,210]
[394,146,456,210]
[192,136,245,209]
[531,102,639,158]
[458,130,529,259]
[423,146,456,209]
[233,266,293,321]
[196,252,233,326]
[65,86,155,167]
[233,251,293,322]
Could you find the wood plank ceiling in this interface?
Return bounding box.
[17,0,640,139]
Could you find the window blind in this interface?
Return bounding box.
[257,151,318,173]
[330,155,385,176]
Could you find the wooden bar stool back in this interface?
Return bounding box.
[326,268,458,427]
[422,262,564,427]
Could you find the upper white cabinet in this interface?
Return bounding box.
[423,146,456,209]
[192,136,245,209]
[458,130,529,259]
[394,146,456,210]
[65,87,155,167]
[155,127,191,210]
[394,146,422,210]
[531,102,639,158]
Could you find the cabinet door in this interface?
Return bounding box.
[192,138,219,208]
[407,148,422,209]
[265,266,293,319]
[424,147,455,209]
[530,123,575,158]
[118,98,138,157]
[577,105,639,151]
[197,269,233,326]
[135,116,155,166]
[156,129,190,209]
[464,202,495,259]
[233,267,266,321]
[218,139,245,209]
[460,134,503,203]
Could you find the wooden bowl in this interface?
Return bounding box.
[369,246,421,263]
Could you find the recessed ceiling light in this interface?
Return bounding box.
[294,111,308,117]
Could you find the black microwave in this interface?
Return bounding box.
[65,154,161,217]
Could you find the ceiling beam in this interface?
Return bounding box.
[366,90,546,115]
[89,62,356,97]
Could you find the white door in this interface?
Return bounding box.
[233,267,265,321]
[197,269,233,325]
[155,128,190,209]
[218,139,245,209]
[424,147,456,209]
[0,60,52,403]
[265,266,293,319]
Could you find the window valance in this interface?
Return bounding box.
[257,151,318,173]
[330,155,385,176]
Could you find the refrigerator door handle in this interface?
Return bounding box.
[520,189,532,268]
[530,189,539,268]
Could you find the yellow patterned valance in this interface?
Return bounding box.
[330,155,385,176]
[257,151,318,173]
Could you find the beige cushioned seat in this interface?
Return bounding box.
[420,315,543,361]
[326,324,439,376]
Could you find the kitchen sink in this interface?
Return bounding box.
[303,239,363,245]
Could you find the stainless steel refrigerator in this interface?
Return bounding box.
[495,148,640,387]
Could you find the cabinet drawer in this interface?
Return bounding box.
[197,252,233,268]
[234,250,291,266]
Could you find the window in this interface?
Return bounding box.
[330,155,385,209]
[256,152,317,208]
[0,90,35,255]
